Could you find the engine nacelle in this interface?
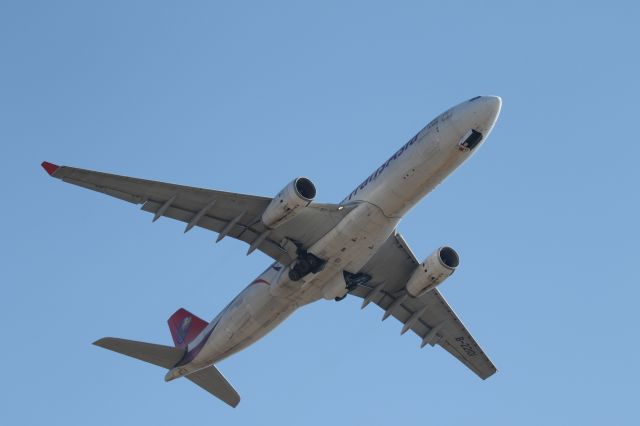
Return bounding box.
[405,247,459,297]
[261,177,316,229]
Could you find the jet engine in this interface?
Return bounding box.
[261,177,316,229]
[405,247,459,297]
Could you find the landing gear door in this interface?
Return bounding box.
[458,129,483,152]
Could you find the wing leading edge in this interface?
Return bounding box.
[41,162,354,265]
[351,232,497,379]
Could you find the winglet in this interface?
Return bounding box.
[41,161,60,176]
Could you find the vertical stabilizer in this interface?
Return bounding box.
[167,308,208,349]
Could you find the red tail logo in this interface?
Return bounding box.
[167,308,208,349]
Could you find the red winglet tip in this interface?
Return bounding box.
[41,161,60,176]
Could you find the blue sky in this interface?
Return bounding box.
[2,1,639,424]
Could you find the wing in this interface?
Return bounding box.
[41,161,354,265]
[350,231,497,379]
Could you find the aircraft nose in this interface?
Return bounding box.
[481,95,502,124]
[453,95,502,138]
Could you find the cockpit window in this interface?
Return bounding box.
[468,96,481,102]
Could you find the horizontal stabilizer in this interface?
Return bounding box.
[94,337,239,407]
[186,365,240,408]
[93,337,184,369]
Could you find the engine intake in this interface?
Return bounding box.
[405,246,459,297]
[261,177,316,229]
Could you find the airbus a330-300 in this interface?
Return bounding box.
[42,96,502,407]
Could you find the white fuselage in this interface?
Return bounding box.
[166,96,501,380]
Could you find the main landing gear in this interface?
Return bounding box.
[287,253,372,304]
[288,251,324,281]
[335,271,372,302]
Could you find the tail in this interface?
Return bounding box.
[167,308,208,349]
[93,308,240,407]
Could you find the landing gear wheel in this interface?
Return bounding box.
[295,258,310,275]
[288,268,302,281]
[288,252,326,282]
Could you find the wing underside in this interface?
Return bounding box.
[351,232,497,379]
[43,162,354,264]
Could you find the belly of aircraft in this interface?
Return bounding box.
[186,202,398,367]
[312,203,397,270]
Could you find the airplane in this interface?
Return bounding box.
[41,95,502,407]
